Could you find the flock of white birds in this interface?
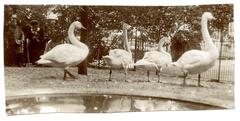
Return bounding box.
[36,12,219,87]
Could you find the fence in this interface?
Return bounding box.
[198,39,234,82]
[128,34,234,82]
[196,59,234,82]
[91,29,234,82]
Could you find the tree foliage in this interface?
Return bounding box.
[4,4,233,63]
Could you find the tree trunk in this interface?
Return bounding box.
[217,29,223,82]
[78,6,88,75]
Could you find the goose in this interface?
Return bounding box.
[166,12,218,87]
[102,22,133,82]
[36,21,89,80]
[134,36,172,82]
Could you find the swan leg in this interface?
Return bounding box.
[182,73,187,86]
[108,69,112,81]
[183,76,186,85]
[63,70,67,80]
[158,68,162,83]
[198,74,203,87]
[157,71,161,83]
[124,68,128,82]
[147,71,150,82]
[67,70,76,79]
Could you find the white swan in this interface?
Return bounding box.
[134,36,172,82]
[166,12,218,86]
[102,22,132,82]
[36,21,89,80]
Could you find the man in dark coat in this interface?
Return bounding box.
[5,14,25,66]
[23,20,47,65]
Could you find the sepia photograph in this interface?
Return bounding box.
[3,3,234,116]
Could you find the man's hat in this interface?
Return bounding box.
[30,20,39,26]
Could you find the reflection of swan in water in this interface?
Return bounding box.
[154,99,212,111]
[35,103,86,113]
[34,96,86,113]
[133,98,191,111]
[103,96,132,112]
[133,99,155,112]
[153,100,182,111]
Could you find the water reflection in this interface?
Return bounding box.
[6,94,222,115]
[103,96,132,113]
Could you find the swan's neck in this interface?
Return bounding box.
[68,24,88,51]
[157,38,166,52]
[201,16,218,57]
[123,28,131,53]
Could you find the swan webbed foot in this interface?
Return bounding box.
[108,75,112,81]
[125,78,128,82]
[198,84,204,87]
[180,82,187,86]
[68,73,77,79]
[182,80,186,85]
[197,82,203,87]
[67,71,76,79]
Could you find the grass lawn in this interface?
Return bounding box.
[4,65,234,108]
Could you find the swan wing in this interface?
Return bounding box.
[109,49,131,58]
[143,51,172,66]
[109,49,132,64]
[134,59,158,70]
[143,51,160,63]
[40,44,84,65]
[177,50,209,68]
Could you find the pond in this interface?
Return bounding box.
[6,94,224,115]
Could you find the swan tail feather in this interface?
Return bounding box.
[102,55,112,60]
[36,59,53,65]
[133,60,146,66]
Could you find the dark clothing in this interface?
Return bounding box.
[170,30,201,61]
[5,22,25,66]
[23,25,47,64]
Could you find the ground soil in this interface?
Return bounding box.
[4,67,234,108]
